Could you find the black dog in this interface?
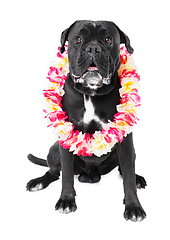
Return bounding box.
[27,20,146,221]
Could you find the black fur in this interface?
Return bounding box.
[27,20,146,221]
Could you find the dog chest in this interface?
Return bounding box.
[82,95,105,128]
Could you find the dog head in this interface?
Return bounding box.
[60,20,133,96]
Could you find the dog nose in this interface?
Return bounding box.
[85,44,102,53]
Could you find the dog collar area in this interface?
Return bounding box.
[43,45,141,157]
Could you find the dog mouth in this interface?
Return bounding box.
[72,62,112,89]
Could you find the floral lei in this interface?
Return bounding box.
[43,45,141,157]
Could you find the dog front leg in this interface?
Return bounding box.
[55,146,77,214]
[117,133,146,221]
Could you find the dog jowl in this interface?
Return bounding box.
[27,20,146,222]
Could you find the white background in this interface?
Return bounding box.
[1,0,170,239]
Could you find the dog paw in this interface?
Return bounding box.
[26,172,59,192]
[124,205,146,222]
[26,178,44,192]
[55,198,77,214]
[136,174,147,189]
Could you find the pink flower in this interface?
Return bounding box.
[120,46,129,55]
[119,69,140,82]
[120,54,127,64]
[77,146,92,157]
[47,76,66,85]
[121,92,141,107]
[48,112,58,122]
[57,51,64,58]
[43,89,62,106]
[58,45,68,53]
[108,127,125,142]
[101,129,113,143]
[56,111,67,120]
[104,134,112,143]
[47,66,67,85]
[48,66,59,76]
[59,130,78,149]
[114,112,138,126]
[57,46,68,58]
[43,109,48,113]
[74,133,93,156]
[47,111,67,122]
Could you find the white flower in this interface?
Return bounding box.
[55,121,73,140]
[91,132,112,157]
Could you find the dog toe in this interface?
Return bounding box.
[26,179,44,192]
[29,183,43,192]
[55,198,77,214]
[124,205,146,222]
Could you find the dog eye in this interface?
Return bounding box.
[105,37,112,43]
[75,37,82,44]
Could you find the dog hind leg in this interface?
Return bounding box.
[26,141,61,191]
[118,167,147,189]
[26,171,59,191]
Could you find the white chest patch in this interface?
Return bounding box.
[83,95,105,128]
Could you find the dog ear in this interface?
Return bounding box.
[60,28,69,54]
[112,22,134,54]
[60,21,77,54]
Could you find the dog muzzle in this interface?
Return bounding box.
[72,67,112,89]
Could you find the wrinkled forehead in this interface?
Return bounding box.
[68,20,120,41]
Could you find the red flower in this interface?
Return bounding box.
[120,54,127,64]
[121,92,141,107]
[47,111,67,122]
[59,130,79,149]
[77,146,92,157]
[43,89,62,106]
[119,69,140,81]
[47,66,67,85]
[114,112,138,126]
[48,66,59,76]
[108,127,125,142]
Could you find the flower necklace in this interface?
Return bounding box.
[43,45,141,157]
